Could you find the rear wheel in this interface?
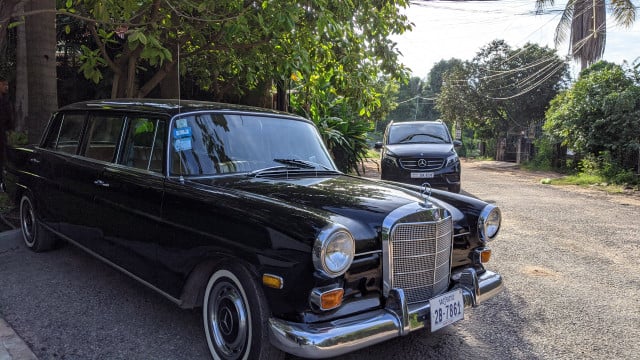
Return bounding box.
[203,262,284,360]
[19,194,56,252]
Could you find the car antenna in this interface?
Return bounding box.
[177,42,185,184]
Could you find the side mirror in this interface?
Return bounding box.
[374,141,383,150]
[453,140,462,148]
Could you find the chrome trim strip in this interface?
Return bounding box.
[356,250,382,257]
[269,269,503,359]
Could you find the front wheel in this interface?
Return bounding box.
[448,184,461,193]
[19,194,57,252]
[203,262,284,360]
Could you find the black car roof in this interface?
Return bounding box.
[58,99,306,120]
[390,120,445,126]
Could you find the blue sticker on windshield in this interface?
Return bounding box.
[174,127,192,138]
[173,138,192,151]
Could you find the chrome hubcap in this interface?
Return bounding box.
[20,199,35,247]
[208,281,248,359]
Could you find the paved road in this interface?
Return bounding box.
[1,161,639,360]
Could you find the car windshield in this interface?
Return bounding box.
[388,123,451,145]
[169,113,337,176]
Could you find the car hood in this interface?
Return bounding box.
[192,174,446,252]
[385,143,455,157]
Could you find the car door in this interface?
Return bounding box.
[57,112,125,256]
[94,115,168,288]
[32,111,88,231]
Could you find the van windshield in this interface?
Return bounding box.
[388,123,451,145]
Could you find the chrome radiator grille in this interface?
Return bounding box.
[400,158,444,171]
[389,217,453,304]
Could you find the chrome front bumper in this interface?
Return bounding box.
[268,268,503,359]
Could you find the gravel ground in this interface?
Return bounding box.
[0,160,639,360]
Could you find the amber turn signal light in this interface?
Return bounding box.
[473,247,492,264]
[262,274,283,289]
[480,249,492,263]
[320,288,344,310]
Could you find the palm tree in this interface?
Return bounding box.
[13,0,57,143]
[536,0,637,70]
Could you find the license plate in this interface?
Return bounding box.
[410,172,434,179]
[430,289,464,332]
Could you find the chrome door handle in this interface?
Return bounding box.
[93,179,110,188]
[29,158,40,164]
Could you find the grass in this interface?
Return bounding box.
[364,148,380,159]
[541,173,629,194]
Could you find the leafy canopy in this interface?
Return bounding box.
[436,40,568,142]
[544,61,640,171]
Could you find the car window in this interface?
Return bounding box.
[42,113,86,154]
[388,123,451,145]
[119,117,166,172]
[83,114,125,162]
[170,113,335,176]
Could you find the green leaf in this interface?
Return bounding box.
[7,21,24,29]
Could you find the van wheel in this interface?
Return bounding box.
[203,262,284,360]
[19,194,56,252]
[448,184,461,193]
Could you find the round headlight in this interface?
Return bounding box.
[478,204,501,242]
[313,226,355,278]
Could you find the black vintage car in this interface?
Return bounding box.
[4,100,503,360]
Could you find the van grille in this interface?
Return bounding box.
[400,158,444,171]
[389,217,453,304]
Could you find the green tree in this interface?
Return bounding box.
[427,58,464,95]
[60,1,411,104]
[544,61,640,173]
[535,0,637,70]
[436,40,569,158]
[385,77,428,123]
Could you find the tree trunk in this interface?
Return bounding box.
[158,62,180,99]
[0,0,21,52]
[24,0,57,144]
[13,1,27,132]
[275,80,287,111]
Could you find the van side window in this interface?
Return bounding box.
[83,114,125,162]
[42,113,86,154]
[119,117,166,172]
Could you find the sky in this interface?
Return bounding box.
[393,0,640,79]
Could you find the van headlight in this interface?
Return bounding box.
[478,204,501,242]
[445,154,460,167]
[313,225,355,278]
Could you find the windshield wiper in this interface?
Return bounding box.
[248,159,338,177]
[273,158,333,170]
[397,133,447,143]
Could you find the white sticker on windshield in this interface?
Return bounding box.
[176,119,188,128]
[173,138,192,151]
